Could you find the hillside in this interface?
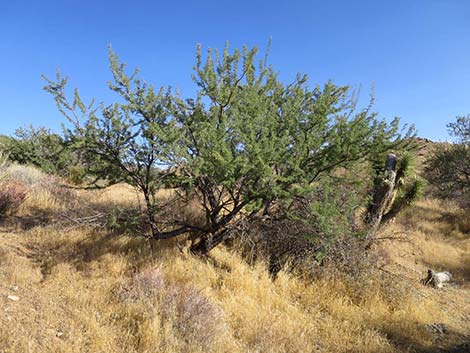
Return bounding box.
[0,166,469,353]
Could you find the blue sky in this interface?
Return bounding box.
[1,0,469,141]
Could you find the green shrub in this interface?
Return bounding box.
[65,165,87,185]
[373,152,425,224]
[4,125,74,176]
[425,115,470,209]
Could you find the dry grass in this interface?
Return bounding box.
[0,179,469,353]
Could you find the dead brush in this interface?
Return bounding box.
[232,211,371,280]
[233,215,321,276]
[116,267,226,351]
[0,181,29,217]
[117,267,167,302]
[160,283,226,347]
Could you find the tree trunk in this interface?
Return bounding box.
[143,189,160,239]
[190,228,229,254]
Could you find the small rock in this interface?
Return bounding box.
[10,286,18,291]
[7,295,19,301]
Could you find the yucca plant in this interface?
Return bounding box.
[367,152,424,228]
[381,153,424,223]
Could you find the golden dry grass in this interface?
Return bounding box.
[0,181,469,353]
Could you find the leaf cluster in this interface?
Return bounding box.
[3,125,73,176]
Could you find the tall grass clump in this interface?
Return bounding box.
[0,151,9,181]
[0,152,29,217]
[3,163,49,187]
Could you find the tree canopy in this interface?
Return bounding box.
[43,44,416,252]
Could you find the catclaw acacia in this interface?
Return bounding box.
[44,43,416,253]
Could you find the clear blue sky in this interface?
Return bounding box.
[1,0,469,141]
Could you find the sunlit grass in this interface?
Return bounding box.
[0,179,468,352]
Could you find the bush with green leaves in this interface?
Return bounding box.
[233,177,368,276]
[425,115,470,209]
[4,125,74,176]
[43,44,416,253]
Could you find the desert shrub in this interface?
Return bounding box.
[0,181,29,217]
[233,179,371,277]
[316,234,377,279]
[118,267,167,302]
[117,267,226,351]
[44,43,416,253]
[2,163,68,195]
[107,206,147,234]
[458,212,470,234]
[0,163,77,219]
[3,164,48,187]
[160,283,225,348]
[65,164,87,185]
[425,115,470,210]
[4,125,74,176]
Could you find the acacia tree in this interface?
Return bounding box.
[44,44,415,253]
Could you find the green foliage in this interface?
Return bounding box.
[306,179,366,263]
[4,125,73,176]
[43,43,416,251]
[447,115,470,144]
[307,179,364,241]
[384,177,425,223]
[65,165,87,185]
[107,206,145,234]
[425,116,470,209]
[0,135,10,150]
[394,153,424,207]
[370,152,424,224]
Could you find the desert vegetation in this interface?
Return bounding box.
[0,44,469,353]
[425,115,470,210]
[0,159,468,353]
[40,45,418,254]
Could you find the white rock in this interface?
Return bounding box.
[7,295,19,301]
[433,271,452,288]
[425,269,452,289]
